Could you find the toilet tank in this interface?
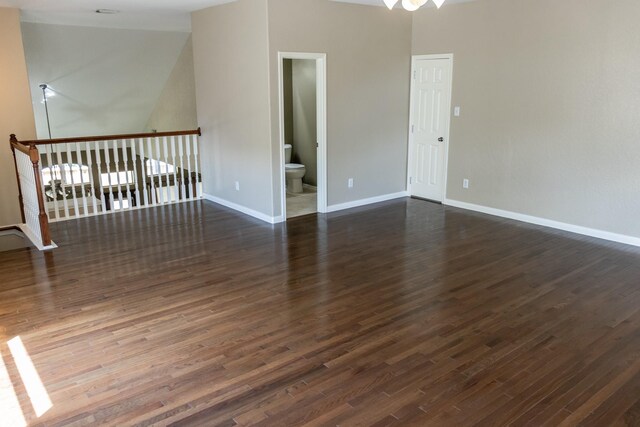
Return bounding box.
[284,144,292,163]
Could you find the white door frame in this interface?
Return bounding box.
[407,54,454,202]
[277,52,328,219]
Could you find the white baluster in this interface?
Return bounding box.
[154,137,164,204]
[163,136,170,203]
[193,135,200,197]
[147,137,157,205]
[65,143,79,217]
[84,141,98,216]
[185,135,193,200]
[171,136,178,203]
[121,138,132,209]
[130,138,141,209]
[102,140,115,212]
[138,138,149,207]
[178,135,186,200]
[75,141,89,216]
[94,141,108,214]
[44,144,59,221]
[112,139,124,210]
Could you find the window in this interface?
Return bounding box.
[100,171,135,187]
[42,164,90,186]
[112,199,131,210]
[146,159,175,175]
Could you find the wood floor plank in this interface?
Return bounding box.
[1,198,640,426]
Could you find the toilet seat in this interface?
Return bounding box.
[285,163,305,170]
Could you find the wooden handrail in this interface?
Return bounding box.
[10,137,31,155]
[12,128,201,146]
[9,127,202,237]
[9,134,51,247]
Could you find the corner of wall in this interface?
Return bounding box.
[0,8,37,226]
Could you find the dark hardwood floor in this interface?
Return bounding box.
[1,198,640,426]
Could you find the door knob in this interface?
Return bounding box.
[438,137,444,142]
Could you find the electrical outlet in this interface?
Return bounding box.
[463,179,469,189]
[348,178,354,188]
[235,181,240,191]
[454,106,461,117]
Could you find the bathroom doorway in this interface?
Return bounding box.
[278,52,327,219]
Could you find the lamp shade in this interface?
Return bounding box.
[402,0,428,12]
[383,0,398,9]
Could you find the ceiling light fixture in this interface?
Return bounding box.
[95,9,120,14]
[383,0,444,11]
[383,0,398,9]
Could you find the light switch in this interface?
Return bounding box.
[454,106,461,117]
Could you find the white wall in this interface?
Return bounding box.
[146,36,198,132]
[192,0,274,218]
[21,23,190,138]
[291,59,317,186]
[267,0,413,215]
[413,0,640,238]
[190,0,411,221]
[282,59,294,148]
[0,8,37,227]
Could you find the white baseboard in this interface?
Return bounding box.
[1,223,57,251]
[203,193,282,224]
[443,198,640,248]
[326,191,409,213]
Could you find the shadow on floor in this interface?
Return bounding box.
[0,229,33,252]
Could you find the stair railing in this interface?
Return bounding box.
[10,135,51,247]
[10,128,202,246]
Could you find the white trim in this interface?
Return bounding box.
[1,224,58,251]
[407,54,454,202]
[203,193,282,224]
[326,192,409,213]
[0,227,23,238]
[444,198,640,248]
[277,52,328,221]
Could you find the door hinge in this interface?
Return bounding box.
[411,125,415,133]
[409,177,413,184]
[413,70,417,80]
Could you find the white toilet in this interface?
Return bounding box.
[284,144,306,193]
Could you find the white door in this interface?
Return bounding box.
[408,57,452,202]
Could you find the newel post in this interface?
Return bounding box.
[10,134,26,224]
[28,143,51,247]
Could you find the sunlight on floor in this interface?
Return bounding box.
[0,350,27,427]
[7,336,53,419]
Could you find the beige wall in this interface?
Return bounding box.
[0,8,36,227]
[413,0,640,238]
[191,0,274,217]
[291,59,317,186]
[22,22,189,138]
[268,0,412,214]
[146,36,198,132]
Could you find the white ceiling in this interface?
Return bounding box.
[0,0,235,31]
[0,0,474,32]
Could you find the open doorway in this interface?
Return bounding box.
[278,52,327,219]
